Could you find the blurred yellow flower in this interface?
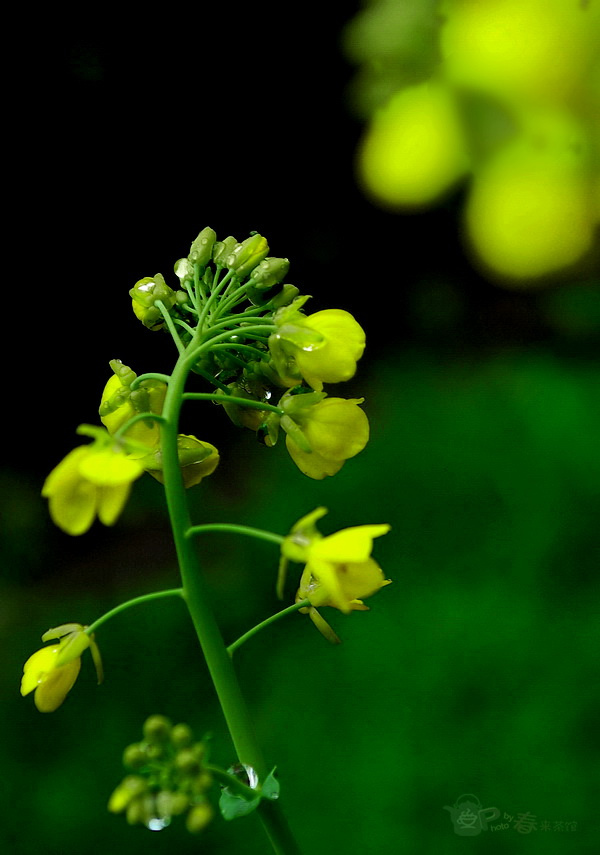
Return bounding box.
[358,78,469,206]
[42,441,145,535]
[280,508,391,642]
[348,0,600,282]
[21,624,102,712]
[270,304,365,391]
[281,394,369,479]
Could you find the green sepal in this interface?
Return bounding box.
[218,789,261,821]
[41,623,83,642]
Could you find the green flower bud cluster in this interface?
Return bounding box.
[132,226,295,344]
[108,715,213,834]
[128,227,370,480]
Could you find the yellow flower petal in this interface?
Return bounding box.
[96,483,133,526]
[285,436,344,479]
[78,448,144,486]
[43,448,98,535]
[34,659,81,712]
[312,525,391,564]
[304,556,349,611]
[295,310,365,390]
[21,646,59,696]
[302,398,370,461]
[335,558,389,602]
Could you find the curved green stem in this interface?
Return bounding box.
[156,299,186,355]
[130,372,172,389]
[197,269,235,330]
[210,342,270,362]
[227,600,310,657]
[204,764,259,800]
[204,324,277,347]
[85,588,184,635]
[182,394,284,418]
[112,411,167,442]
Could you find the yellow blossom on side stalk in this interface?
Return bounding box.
[279,508,391,643]
[21,623,103,712]
[280,390,369,479]
[269,299,366,391]
[42,433,145,536]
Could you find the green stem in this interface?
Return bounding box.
[130,372,172,389]
[182,394,284,418]
[112,411,167,442]
[197,269,234,330]
[193,262,208,305]
[205,308,273,333]
[204,764,259,800]
[174,317,197,337]
[156,299,185,355]
[227,600,309,657]
[212,281,253,320]
[159,335,301,853]
[204,324,277,348]
[191,366,232,394]
[85,588,184,635]
[210,342,270,361]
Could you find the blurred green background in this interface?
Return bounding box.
[3,2,599,853]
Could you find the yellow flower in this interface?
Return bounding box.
[42,440,145,535]
[280,392,369,479]
[269,302,366,391]
[21,624,103,712]
[280,508,391,642]
[140,434,220,489]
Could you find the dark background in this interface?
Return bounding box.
[2,4,599,854]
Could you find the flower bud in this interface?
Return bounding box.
[125,795,147,825]
[171,723,194,749]
[249,257,290,290]
[188,227,217,269]
[186,801,214,833]
[130,274,177,330]
[270,283,300,308]
[143,714,172,743]
[123,743,148,770]
[226,234,269,279]
[170,792,190,816]
[174,258,194,283]
[212,235,238,266]
[108,776,148,813]
[175,749,201,776]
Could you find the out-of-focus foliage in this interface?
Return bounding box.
[3,349,600,853]
[344,0,600,283]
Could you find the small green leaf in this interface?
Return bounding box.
[219,789,261,821]
[261,767,280,801]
